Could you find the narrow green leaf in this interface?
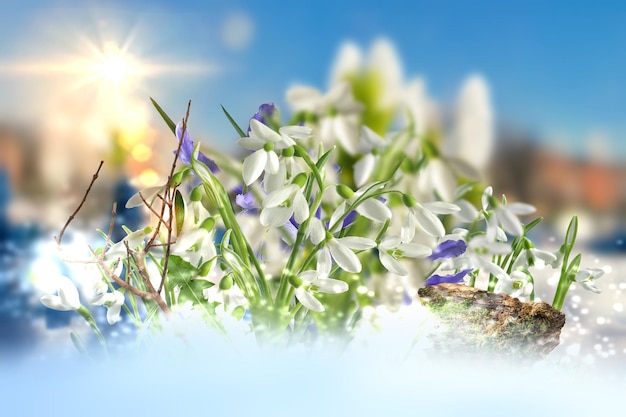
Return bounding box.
[174,189,185,236]
[150,97,177,134]
[221,105,247,138]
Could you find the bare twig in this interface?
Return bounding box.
[55,160,104,246]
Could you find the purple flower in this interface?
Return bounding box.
[427,240,467,261]
[425,269,472,286]
[175,122,219,173]
[235,191,257,211]
[247,103,277,134]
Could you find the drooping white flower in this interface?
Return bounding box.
[260,182,309,227]
[324,235,377,273]
[286,82,364,155]
[353,126,387,187]
[91,290,125,325]
[511,247,558,270]
[495,270,533,301]
[40,276,81,311]
[104,226,153,262]
[294,249,349,312]
[203,273,247,310]
[401,200,460,240]
[329,184,391,232]
[574,267,604,294]
[377,236,431,276]
[483,186,536,238]
[237,119,310,186]
[442,234,511,280]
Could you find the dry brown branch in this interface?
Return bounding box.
[55,160,104,246]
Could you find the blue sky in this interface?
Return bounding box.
[1,0,626,159]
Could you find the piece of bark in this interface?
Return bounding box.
[417,284,566,359]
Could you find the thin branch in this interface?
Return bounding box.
[55,160,104,246]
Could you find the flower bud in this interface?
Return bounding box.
[199,217,215,232]
[402,193,417,208]
[219,275,234,290]
[198,261,212,276]
[292,172,307,188]
[190,186,203,202]
[171,170,186,186]
[336,184,355,199]
[282,146,295,158]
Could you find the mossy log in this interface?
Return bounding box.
[417,284,566,359]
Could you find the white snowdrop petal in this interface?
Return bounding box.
[263,164,286,193]
[260,206,293,227]
[399,243,432,258]
[293,191,310,224]
[329,202,347,232]
[236,136,266,151]
[315,278,349,293]
[250,118,282,143]
[413,206,445,237]
[263,185,295,208]
[533,249,558,264]
[379,236,402,251]
[379,252,407,276]
[57,276,81,310]
[482,186,493,210]
[356,198,392,223]
[265,151,280,174]
[328,240,362,273]
[295,288,325,312]
[477,259,509,280]
[174,229,207,252]
[354,154,376,188]
[505,202,536,216]
[337,236,377,250]
[308,218,326,245]
[400,213,416,243]
[496,207,524,236]
[40,295,71,311]
[455,200,479,223]
[279,125,312,141]
[242,150,267,185]
[126,185,164,208]
[317,249,332,276]
[333,117,360,156]
[298,271,319,283]
[422,201,460,215]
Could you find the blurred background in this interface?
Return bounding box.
[1,0,625,372]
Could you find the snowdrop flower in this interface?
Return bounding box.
[511,246,558,270]
[442,234,510,280]
[287,81,364,155]
[401,195,459,239]
[204,274,247,310]
[495,270,533,301]
[574,267,604,294]
[483,186,536,238]
[104,226,153,262]
[247,103,278,134]
[329,184,391,232]
[40,276,81,311]
[260,176,309,227]
[237,119,310,186]
[353,126,387,187]
[91,290,125,325]
[322,232,376,273]
[293,250,349,312]
[377,236,431,276]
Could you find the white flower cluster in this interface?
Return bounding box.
[41,39,601,349]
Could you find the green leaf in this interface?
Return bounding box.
[221,105,247,138]
[150,97,177,134]
[167,255,198,287]
[178,279,215,305]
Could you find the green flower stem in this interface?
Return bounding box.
[276,148,327,308]
[76,306,107,352]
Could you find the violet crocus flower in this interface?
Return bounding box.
[235,187,257,212]
[425,269,472,286]
[247,103,277,134]
[175,122,219,173]
[428,240,467,261]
